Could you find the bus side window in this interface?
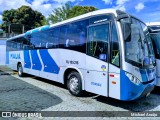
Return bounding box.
[110,22,120,67]
[53,27,60,48]
[30,33,40,49]
[23,35,31,50]
[59,25,69,48]
[16,38,24,50]
[39,32,44,48]
[87,23,109,61]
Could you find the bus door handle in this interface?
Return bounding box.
[87,71,89,73]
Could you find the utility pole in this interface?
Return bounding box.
[22,25,24,33]
[8,23,10,38]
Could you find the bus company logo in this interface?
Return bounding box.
[101,65,106,71]
[91,82,101,87]
[10,53,21,59]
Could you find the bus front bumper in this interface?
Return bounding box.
[120,70,155,101]
[138,83,155,98]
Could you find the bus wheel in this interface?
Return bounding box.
[67,71,82,97]
[17,63,23,77]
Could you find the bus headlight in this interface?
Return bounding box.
[125,72,141,85]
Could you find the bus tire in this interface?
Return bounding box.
[17,63,23,77]
[67,71,83,97]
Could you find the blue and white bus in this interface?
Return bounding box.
[6,9,156,101]
[147,22,160,86]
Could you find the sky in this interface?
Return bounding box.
[0,0,160,24]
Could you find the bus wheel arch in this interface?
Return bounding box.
[17,62,23,77]
[64,68,83,96]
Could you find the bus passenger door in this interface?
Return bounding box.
[108,22,121,99]
[85,23,109,96]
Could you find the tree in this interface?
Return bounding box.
[1,9,16,33]
[48,3,72,24]
[48,3,97,24]
[1,6,44,33]
[68,6,98,19]
[41,18,49,25]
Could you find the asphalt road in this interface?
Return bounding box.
[0,66,160,120]
[0,72,62,111]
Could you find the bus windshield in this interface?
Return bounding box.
[120,18,155,67]
[150,33,160,58]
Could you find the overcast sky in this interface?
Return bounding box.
[0,0,160,24]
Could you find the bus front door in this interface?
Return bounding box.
[85,23,109,96]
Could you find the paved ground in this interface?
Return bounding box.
[0,71,62,111]
[0,65,160,120]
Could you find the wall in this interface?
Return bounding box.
[0,40,6,65]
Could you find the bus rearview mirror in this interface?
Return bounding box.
[123,23,131,41]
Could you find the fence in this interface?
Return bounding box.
[0,33,19,38]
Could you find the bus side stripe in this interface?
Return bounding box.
[39,49,59,74]
[30,50,42,70]
[24,50,31,68]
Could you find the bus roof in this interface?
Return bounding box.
[25,25,50,35]
[7,9,130,41]
[7,34,25,41]
[7,25,50,41]
[50,9,119,28]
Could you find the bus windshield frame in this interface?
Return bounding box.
[120,17,155,68]
[150,31,160,59]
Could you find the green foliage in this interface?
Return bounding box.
[1,6,44,33]
[48,3,72,24]
[1,4,98,33]
[48,3,97,24]
[41,18,49,25]
[68,6,98,19]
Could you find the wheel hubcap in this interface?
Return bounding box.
[69,77,79,94]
